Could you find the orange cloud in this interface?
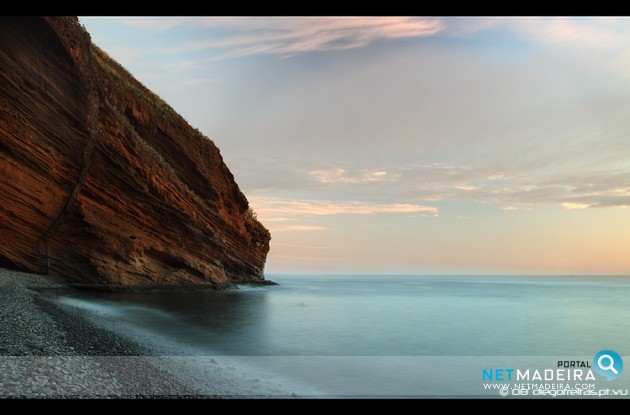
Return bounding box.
[270,225,329,233]
[309,168,399,184]
[249,196,438,221]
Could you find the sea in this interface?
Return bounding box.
[48,275,630,397]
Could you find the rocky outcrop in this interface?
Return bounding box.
[0,17,271,287]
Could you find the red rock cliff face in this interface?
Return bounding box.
[0,17,271,286]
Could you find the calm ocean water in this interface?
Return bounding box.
[48,275,630,396]
[53,274,630,357]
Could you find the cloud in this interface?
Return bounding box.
[532,171,630,209]
[304,162,630,210]
[483,173,630,209]
[453,185,480,191]
[119,17,445,59]
[271,225,328,232]
[249,196,438,221]
[243,158,630,216]
[273,242,354,250]
[113,17,630,62]
[309,168,400,184]
[262,217,296,222]
[110,17,187,31]
[512,17,627,48]
[87,17,630,214]
[562,202,591,210]
[305,163,518,203]
[499,206,533,212]
[454,17,630,81]
[442,17,630,51]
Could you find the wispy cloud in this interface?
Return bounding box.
[562,202,591,210]
[119,17,445,59]
[513,17,628,48]
[532,171,630,209]
[310,168,400,184]
[262,217,297,222]
[110,16,188,31]
[272,242,355,250]
[271,225,329,232]
[249,196,438,221]
[443,17,630,50]
[300,163,630,210]
[462,17,630,80]
[474,171,630,209]
[453,185,480,191]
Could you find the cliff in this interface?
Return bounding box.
[0,17,271,287]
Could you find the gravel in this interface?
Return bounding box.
[0,268,293,398]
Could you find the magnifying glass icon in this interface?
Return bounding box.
[598,354,619,375]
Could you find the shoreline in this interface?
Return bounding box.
[53,279,278,294]
[0,268,293,398]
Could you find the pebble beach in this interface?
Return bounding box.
[0,268,292,398]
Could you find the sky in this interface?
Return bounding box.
[79,16,630,275]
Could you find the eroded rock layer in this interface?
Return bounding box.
[0,17,270,286]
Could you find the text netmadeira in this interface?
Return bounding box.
[483,368,596,382]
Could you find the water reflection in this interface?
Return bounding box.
[52,275,630,357]
[58,287,273,355]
